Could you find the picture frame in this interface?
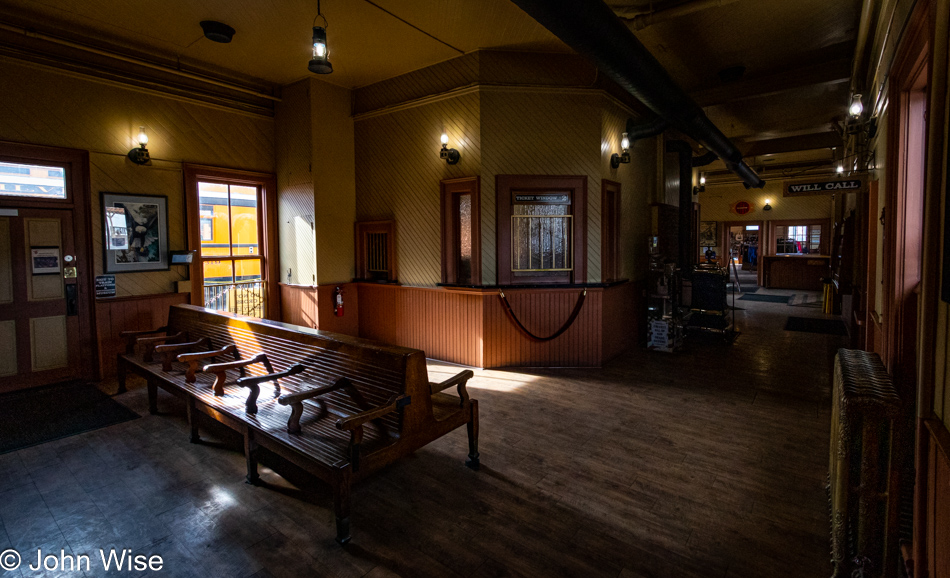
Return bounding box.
[101,192,169,273]
[699,221,718,247]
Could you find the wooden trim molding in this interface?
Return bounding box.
[182,163,280,320]
[601,179,621,282]
[496,174,588,286]
[441,176,481,285]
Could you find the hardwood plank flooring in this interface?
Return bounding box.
[0,290,839,576]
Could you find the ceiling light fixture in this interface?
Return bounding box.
[127,126,150,165]
[440,133,460,165]
[200,21,236,43]
[308,0,333,74]
[849,93,864,118]
[610,132,631,168]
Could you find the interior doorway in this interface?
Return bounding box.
[720,220,763,288]
[0,143,95,392]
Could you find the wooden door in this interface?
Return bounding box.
[0,208,83,391]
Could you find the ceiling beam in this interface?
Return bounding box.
[691,58,851,107]
[739,132,843,157]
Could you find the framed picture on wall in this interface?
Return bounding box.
[699,221,718,247]
[101,192,169,272]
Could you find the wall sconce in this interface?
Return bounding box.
[836,164,844,174]
[693,173,706,195]
[763,198,772,211]
[849,93,864,118]
[127,126,150,165]
[440,133,460,165]
[308,1,332,74]
[610,132,631,168]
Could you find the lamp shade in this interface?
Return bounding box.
[308,26,332,74]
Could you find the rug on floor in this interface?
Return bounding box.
[788,293,824,307]
[784,316,848,336]
[0,381,140,454]
[738,293,791,303]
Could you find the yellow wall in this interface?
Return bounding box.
[0,59,275,297]
[355,91,481,287]
[601,100,657,282]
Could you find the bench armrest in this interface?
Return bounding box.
[136,332,185,362]
[237,364,307,414]
[204,353,270,396]
[336,395,410,432]
[119,326,168,354]
[155,337,212,372]
[335,395,411,472]
[177,345,237,383]
[429,370,475,406]
[277,377,352,434]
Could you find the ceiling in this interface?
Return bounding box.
[0,0,863,164]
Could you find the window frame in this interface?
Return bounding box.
[183,164,279,320]
[496,175,587,286]
[440,176,481,285]
[354,220,397,282]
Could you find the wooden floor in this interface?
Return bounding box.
[0,288,841,577]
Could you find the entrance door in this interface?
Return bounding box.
[0,143,94,392]
[0,209,83,392]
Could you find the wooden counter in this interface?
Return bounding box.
[762,255,830,291]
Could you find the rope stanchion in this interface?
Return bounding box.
[497,289,586,342]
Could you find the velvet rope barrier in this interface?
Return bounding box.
[497,289,586,342]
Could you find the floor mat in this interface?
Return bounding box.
[788,294,824,307]
[784,316,849,336]
[738,293,791,303]
[0,381,140,454]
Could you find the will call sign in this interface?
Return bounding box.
[784,178,865,197]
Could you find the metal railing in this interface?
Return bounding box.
[203,280,265,318]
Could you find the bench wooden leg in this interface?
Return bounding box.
[146,379,158,415]
[466,400,480,470]
[186,398,200,444]
[116,355,127,394]
[244,429,260,485]
[333,472,352,545]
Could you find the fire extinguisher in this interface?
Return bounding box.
[332,286,344,317]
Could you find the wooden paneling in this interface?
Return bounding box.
[94,292,189,378]
[356,282,638,368]
[924,419,950,577]
[279,283,359,337]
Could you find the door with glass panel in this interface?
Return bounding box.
[0,152,92,392]
[196,180,266,317]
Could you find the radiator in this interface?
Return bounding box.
[829,348,901,578]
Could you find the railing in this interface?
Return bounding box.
[203,280,265,318]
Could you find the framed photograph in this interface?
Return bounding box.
[699,221,718,247]
[101,192,169,272]
[31,246,61,275]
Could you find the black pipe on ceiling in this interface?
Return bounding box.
[511,0,765,189]
[625,116,669,141]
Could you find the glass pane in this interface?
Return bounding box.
[230,185,259,256]
[198,182,230,256]
[0,162,66,199]
[512,203,570,272]
[203,260,233,285]
[457,193,472,284]
[235,259,262,281]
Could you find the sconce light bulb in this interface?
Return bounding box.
[137,126,148,146]
[620,132,629,151]
[699,174,706,186]
[836,164,844,174]
[440,133,449,146]
[765,199,770,205]
[849,94,864,117]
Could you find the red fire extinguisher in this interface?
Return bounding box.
[332,286,344,317]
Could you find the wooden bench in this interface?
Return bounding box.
[116,304,479,544]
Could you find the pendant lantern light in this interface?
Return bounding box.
[309,0,333,74]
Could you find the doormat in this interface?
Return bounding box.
[0,381,140,454]
[738,294,791,303]
[784,316,848,336]
[788,293,824,308]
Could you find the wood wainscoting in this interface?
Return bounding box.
[94,292,190,379]
[921,418,950,577]
[356,282,639,368]
[279,282,360,336]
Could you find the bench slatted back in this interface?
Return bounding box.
[166,305,423,434]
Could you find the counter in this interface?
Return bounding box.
[762,255,830,291]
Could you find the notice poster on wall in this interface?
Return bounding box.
[31,246,61,275]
